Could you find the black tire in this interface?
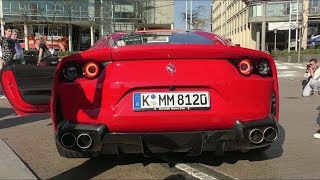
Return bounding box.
[55,142,98,158]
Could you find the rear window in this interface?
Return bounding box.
[114,32,214,46]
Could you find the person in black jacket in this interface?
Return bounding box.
[0,25,15,66]
[0,25,15,99]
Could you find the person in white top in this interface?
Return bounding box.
[302,59,320,97]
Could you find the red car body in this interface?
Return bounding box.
[1,30,279,158]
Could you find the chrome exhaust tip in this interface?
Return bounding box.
[263,127,278,142]
[61,133,76,148]
[76,133,92,149]
[248,129,264,144]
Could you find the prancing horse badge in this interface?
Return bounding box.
[166,63,176,75]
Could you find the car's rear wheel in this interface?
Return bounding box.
[55,142,98,158]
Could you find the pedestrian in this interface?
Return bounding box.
[302,59,320,97]
[0,25,15,99]
[34,34,49,65]
[11,29,24,62]
[0,26,15,65]
[48,47,56,56]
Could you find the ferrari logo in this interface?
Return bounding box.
[166,63,176,75]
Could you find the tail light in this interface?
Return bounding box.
[256,60,271,76]
[234,59,271,77]
[239,59,253,75]
[63,63,81,81]
[83,62,100,79]
[62,61,101,81]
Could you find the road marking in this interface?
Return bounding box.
[275,61,305,78]
[175,163,218,180]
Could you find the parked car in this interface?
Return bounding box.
[12,50,60,66]
[0,30,279,158]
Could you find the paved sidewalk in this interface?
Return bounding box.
[0,139,36,179]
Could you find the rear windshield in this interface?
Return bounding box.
[114,32,214,46]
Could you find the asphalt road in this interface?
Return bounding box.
[1,61,320,179]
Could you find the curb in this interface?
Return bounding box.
[0,139,37,179]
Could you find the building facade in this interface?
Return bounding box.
[212,0,254,49]
[212,0,319,52]
[0,0,174,51]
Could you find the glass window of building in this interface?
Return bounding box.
[46,2,56,15]
[267,2,290,17]
[249,4,262,17]
[3,1,11,13]
[81,2,88,17]
[310,0,320,14]
[114,1,135,22]
[8,1,19,14]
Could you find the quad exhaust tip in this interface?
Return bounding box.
[263,127,278,142]
[248,129,264,144]
[61,133,76,148]
[248,127,278,144]
[77,133,93,149]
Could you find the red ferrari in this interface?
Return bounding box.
[1,30,279,158]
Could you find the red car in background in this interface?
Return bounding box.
[0,30,279,158]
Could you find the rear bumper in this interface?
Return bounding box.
[55,115,278,156]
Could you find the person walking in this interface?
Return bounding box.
[34,34,49,65]
[0,25,15,98]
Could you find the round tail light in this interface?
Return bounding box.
[83,62,100,79]
[63,63,80,81]
[239,59,253,75]
[257,60,271,76]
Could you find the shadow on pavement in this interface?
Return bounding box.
[51,154,191,179]
[0,107,15,119]
[0,107,50,129]
[50,156,117,179]
[50,125,285,179]
[164,174,187,180]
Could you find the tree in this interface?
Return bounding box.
[181,5,210,31]
[87,13,99,46]
[135,0,174,30]
[38,0,59,49]
[136,0,155,30]
[17,0,33,51]
[63,0,77,51]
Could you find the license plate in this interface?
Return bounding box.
[133,92,210,111]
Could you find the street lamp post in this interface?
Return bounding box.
[295,0,299,51]
[190,0,192,30]
[288,0,292,52]
[185,0,188,31]
[298,24,302,63]
[274,29,277,52]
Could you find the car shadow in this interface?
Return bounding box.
[51,154,195,179]
[50,156,117,179]
[315,106,320,127]
[50,125,285,179]
[164,174,188,180]
[0,108,50,129]
[0,107,15,119]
